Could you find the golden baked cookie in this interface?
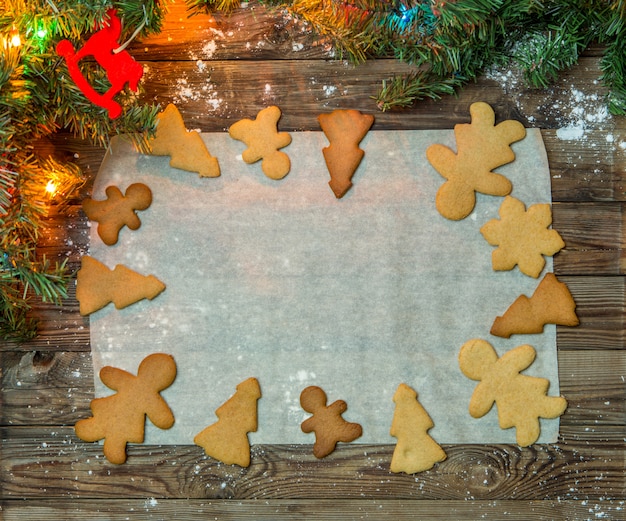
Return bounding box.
[426,102,526,220]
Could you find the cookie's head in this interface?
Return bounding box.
[458,338,498,381]
[137,353,177,391]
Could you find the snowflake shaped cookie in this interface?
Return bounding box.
[480,196,565,278]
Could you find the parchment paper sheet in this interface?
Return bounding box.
[88,128,560,445]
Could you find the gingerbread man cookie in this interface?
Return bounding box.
[82,183,152,245]
[426,102,526,220]
[300,386,362,458]
[228,105,292,180]
[74,353,177,464]
[459,339,567,447]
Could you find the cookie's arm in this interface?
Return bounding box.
[99,366,133,392]
[425,144,457,181]
[502,344,537,373]
[145,396,175,430]
[468,383,495,419]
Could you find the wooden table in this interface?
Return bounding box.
[2,3,624,519]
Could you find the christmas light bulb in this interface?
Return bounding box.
[10,27,21,47]
[45,180,57,196]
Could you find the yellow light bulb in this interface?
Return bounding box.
[10,27,21,47]
[45,180,57,195]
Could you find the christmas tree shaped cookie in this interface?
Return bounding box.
[194,377,261,467]
[491,272,579,338]
[459,338,567,447]
[390,383,446,474]
[300,385,362,458]
[76,256,165,315]
[75,353,176,464]
[480,196,565,278]
[318,109,374,198]
[426,102,526,220]
[148,103,220,178]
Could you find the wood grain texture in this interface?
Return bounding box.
[1,428,623,500]
[2,499,623,521]
[1,2,624,519]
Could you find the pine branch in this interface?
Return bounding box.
[186,0,242,15]
[247,0,626,114]
[113,0,173,38]
[0,289,38,342]
[0,1,167,340]
[599,1,626,114]
[374,70,465,111]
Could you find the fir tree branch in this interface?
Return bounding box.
[186,0,242,15]
[374,70,465,111]
[600,21,626,114]
[0,0,167,341]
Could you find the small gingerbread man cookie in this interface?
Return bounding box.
[300,386,362,458]
[82,183,152,245]
[228,105,292,180]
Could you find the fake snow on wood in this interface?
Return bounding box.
[172,74,223,111]
[142,63,224,112]
[553,88,610,141]
[486,66,613,142]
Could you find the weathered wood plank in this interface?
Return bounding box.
[545,126,626,203]
[557,276,625,351]
[1,498,624,521]
[0,277,90,352]
[552,202,625,275]
[557,350,626,429]
[0,428,622,500]
[130,2,331,61]
[0,351,93,426]
[138,58,412,129]
[136,58,620,133]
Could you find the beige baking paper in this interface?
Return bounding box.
[87,128,561,446]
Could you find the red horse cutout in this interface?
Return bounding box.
[56,9,143,119]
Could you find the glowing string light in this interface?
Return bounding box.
[10,26,21,47]
[394,4,415,30]
[45,180,58,196]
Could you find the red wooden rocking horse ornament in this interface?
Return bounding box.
[56,9,143,119]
